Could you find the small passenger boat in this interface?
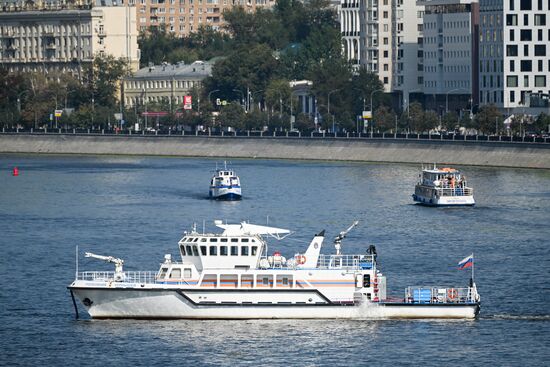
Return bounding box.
[412,164,475,206]
[209,162,241,200]
[68,221,480,319]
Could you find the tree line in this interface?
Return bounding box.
[2,0,549,135]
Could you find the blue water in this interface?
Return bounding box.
[1,155,549,366]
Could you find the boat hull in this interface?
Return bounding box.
[412,191,475,206]
[70,287,480,319]
[209,187,242,200]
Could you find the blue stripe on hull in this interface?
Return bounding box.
[212,192,242,201]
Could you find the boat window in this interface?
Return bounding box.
[241,246,249,256]
[181,237,187,242]
[231,238,238,243]
[200,246,207,256]
[209,246,217,256]
[200,238,207,242]
[193,238,199,242]
[183,269,192,278]
[282,277,289,286]
[192,246,199,256]
[159,267,168,279]
[242,238,249,243]
[170,268,181,279]
[180,245,186,256]
[186,245,192,256]
[209,238,218,242]
[230,246,238,256]
[363,274,371,288]
[220,246,228,256]
[220,238,228,242]
[262,277,269,285]
[251,239,256,243]
[251,246,258,256]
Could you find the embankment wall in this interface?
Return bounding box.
[1,134,549,169]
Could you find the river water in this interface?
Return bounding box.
[0,155,549,366]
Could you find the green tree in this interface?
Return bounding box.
[421,110,440,133]
[408,102,424,133]
[218,102,246,130]
[534,113,550,134]
[373,105,396,132]
[474,104,502,134]
[441,111,459,131]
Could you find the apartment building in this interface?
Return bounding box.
[0,5,139,74]
[125,0,275,37]
[420,0,479,113]
[123,60,212,107]
[392,0,425,109]
[341,0,360,66]
[342,0,424,104]
[479,0,550,113]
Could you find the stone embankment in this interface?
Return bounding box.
[1,134,549,169]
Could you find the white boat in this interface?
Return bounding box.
[209,162,241,200]
[68,221,480,319]
[412,164,475,206]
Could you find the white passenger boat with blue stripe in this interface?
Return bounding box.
[209,162,241,200]
[413,164,475,206]
[68,221,480,319]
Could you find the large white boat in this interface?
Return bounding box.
[412,164,475,206]
[209,162,241,200]
[68,221,480,319]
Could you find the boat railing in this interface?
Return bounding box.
[76,271,158,284]
[316,254,375,270]
[435,187,473,197]
[404,286,477,304]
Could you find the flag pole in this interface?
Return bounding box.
[472,252,474,282]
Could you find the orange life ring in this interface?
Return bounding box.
[296,255,306,265]
[447,288,458,300]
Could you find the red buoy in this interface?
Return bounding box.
[12,167,19,176]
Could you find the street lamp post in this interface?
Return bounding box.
[370,88,384,135]
[233,89,245,111]
[327,89,340,133]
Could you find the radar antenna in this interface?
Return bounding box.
[333,221,359,255]
[85,252,125,281]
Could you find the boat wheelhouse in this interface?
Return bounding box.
[68,221,480,319]
[413,164,475,206]
[209,162,241,200]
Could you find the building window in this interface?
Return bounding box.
[506,45,518,56]
[520,0,532,10]
[507,75,518,88]
[534,45,546,56]
[534,14,546,25]
[521,60,532,72]
[520,30,532,41]
[535,75,546,87]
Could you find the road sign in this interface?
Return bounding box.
[362,111,372,119]
[55,109,63,117]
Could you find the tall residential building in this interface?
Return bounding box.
[420,0,479,113]
[392,0,425,109]
[0,5,140,74]
[341,0,360,66]
[342,1,424,104]
[479,0,550,113]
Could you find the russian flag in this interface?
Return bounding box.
[458,254,474,270]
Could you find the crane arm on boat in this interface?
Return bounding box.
[333,221,359,255]
[84,252,125,277]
